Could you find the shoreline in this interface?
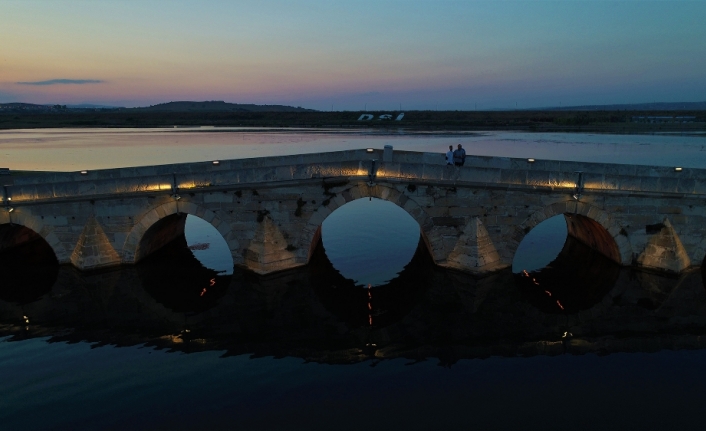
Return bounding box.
[2,110,705,134]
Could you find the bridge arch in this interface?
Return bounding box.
[0,210,70,264]
[512,200,632,265]
[297,182,435,262]
[121,201,240,264]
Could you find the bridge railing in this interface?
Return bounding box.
[3,149,706,206]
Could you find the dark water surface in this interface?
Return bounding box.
[3,129,706,429]
[3,198,706,430]
[4,339,706,431]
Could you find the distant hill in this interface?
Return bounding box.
[132,101,316,112]
[544,101,706,111]
[0,103,54,111]
[0,103,120,112]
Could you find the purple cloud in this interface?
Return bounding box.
[17,79,104,86]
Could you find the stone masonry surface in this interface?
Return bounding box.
[2,149,705,275]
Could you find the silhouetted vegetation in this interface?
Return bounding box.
[1,109,704,133]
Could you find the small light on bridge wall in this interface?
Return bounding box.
[80,170,88,175]
[366,148,374,153]
[7,207,14,213]
[212,160,220,165]
[527,158,535,163]
[675,167,683,172]
[6,197,10,201]
[572,194,580,200]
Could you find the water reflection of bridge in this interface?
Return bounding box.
[2,149,705,275]
[2,229,706,365]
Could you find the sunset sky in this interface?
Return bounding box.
[1,0,705,110]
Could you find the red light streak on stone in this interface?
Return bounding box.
[556,300,564,310]
[209,278,216,287]
[545,290,552,297]
[200,288,207,297]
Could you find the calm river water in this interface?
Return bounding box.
[1,127,705,170]
[2,129,706,430]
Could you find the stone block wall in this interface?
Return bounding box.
[3,150,706,275]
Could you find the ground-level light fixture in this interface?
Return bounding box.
[675,167,683,172]
[173,194,181,201]
[7,207,14,213]
[366,148,374,153]
[527,158,535,163]
[80,170,88,175]
[212,160,220,165]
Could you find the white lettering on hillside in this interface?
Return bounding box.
[357,113,405,121]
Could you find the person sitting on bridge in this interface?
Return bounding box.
[453,144,466,166]
[445,145,454,165]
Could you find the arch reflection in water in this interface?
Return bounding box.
[0,224,59,304]
[310,238,433,328]
[321,197,420,287]
[513,214,620,314]
[137,214,234,313]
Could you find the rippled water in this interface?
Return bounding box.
[3,337,706,430]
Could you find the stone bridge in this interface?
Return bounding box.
[1,148,704,275]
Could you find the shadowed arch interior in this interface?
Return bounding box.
[135,213,188,262]
[0,223,47,253]
[122,201,240,267]
[564,213,621,263]
[136,229,232,314]
[515,201,628,267]
[0,223,59,304]
[512,213,621,314]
